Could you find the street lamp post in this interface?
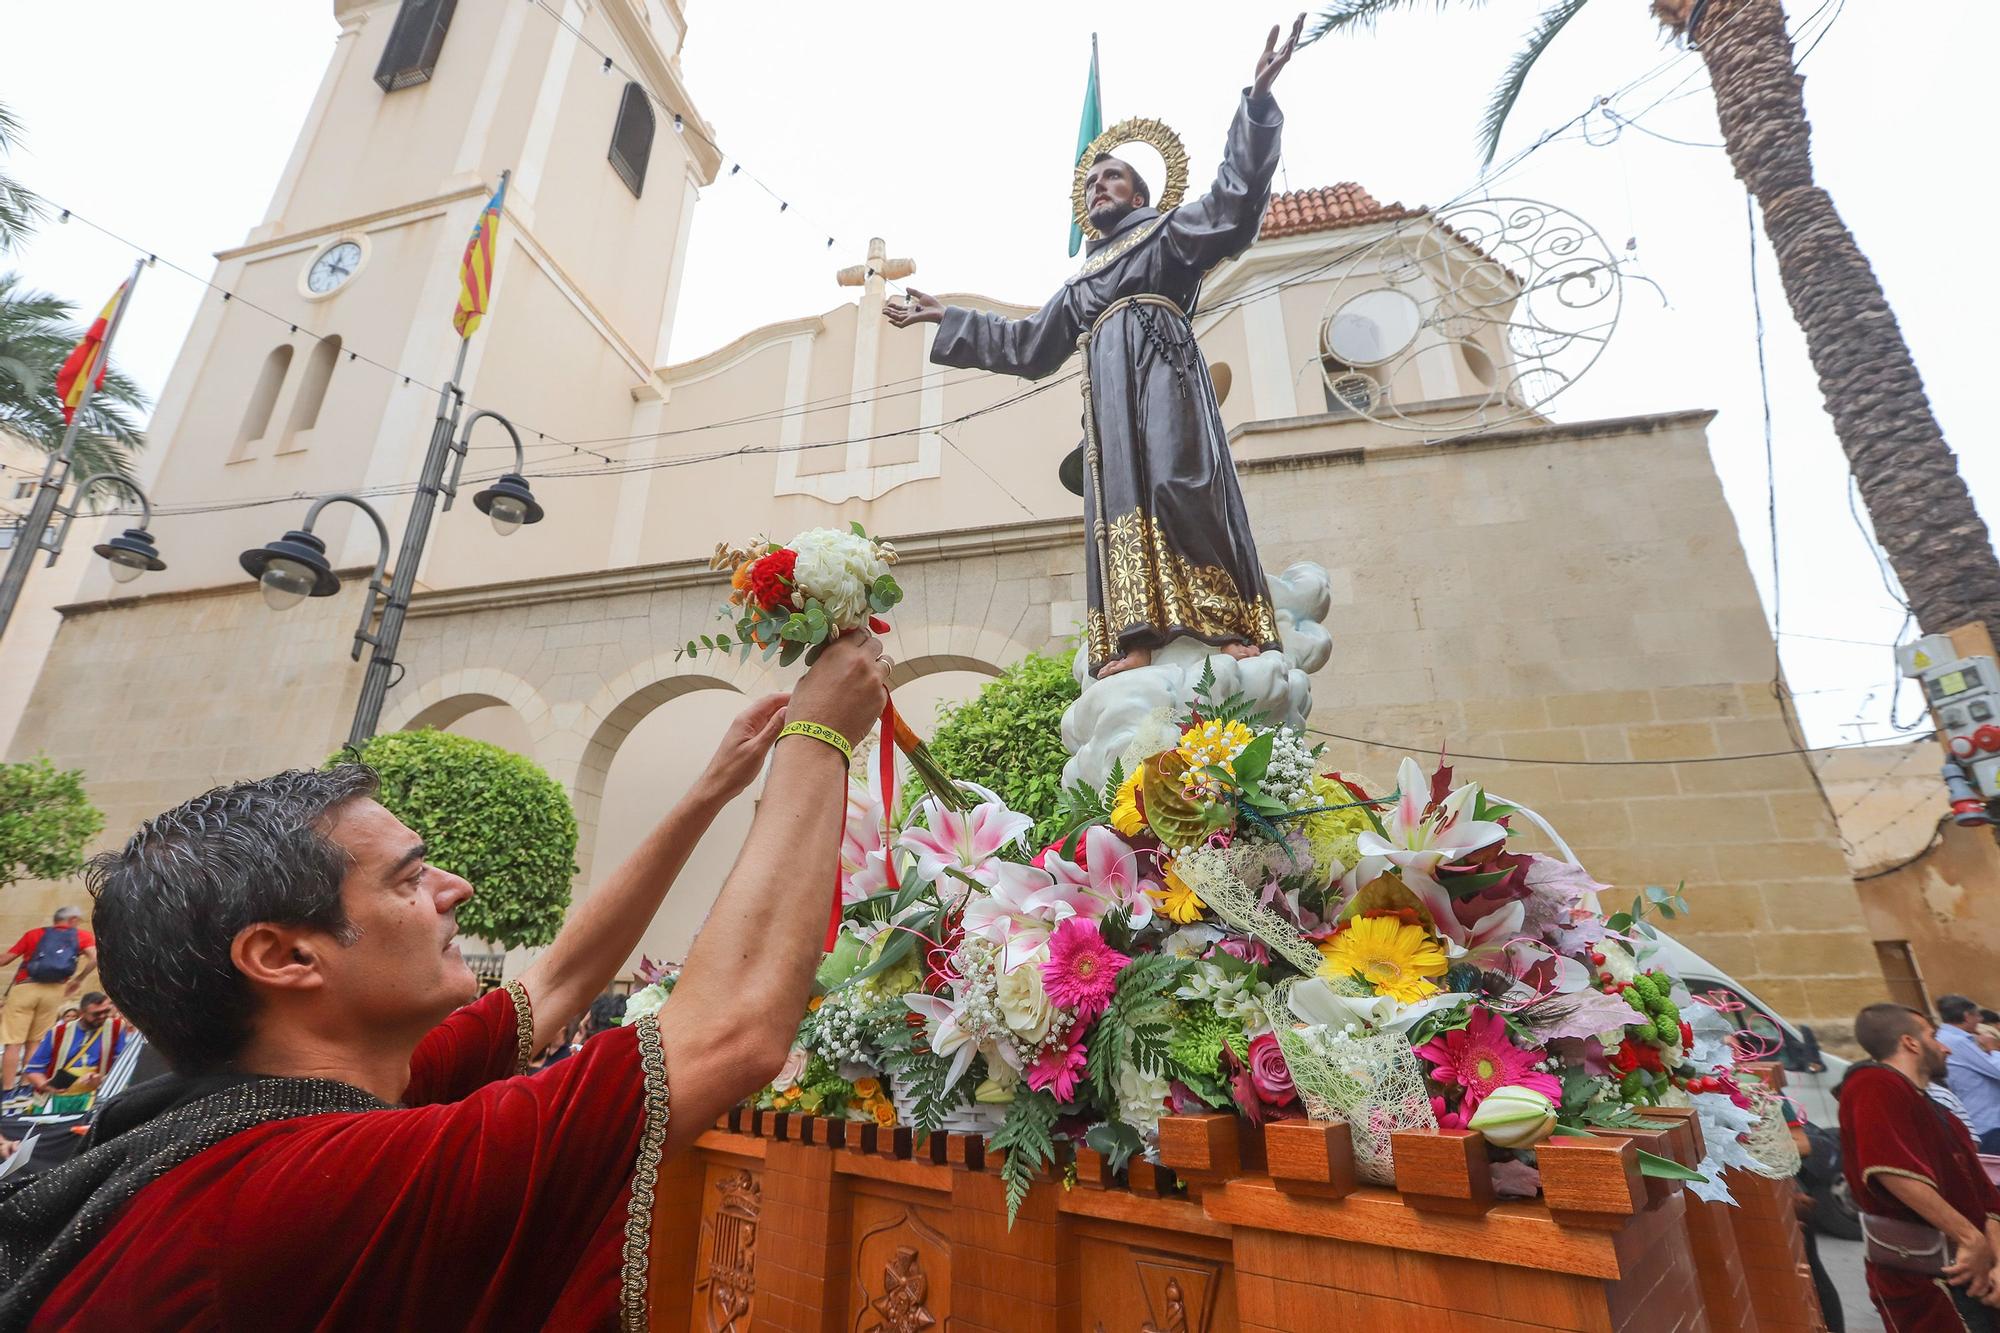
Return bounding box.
[0,258,164,643]
[240,345,544,750]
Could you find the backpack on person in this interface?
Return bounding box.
[24,929,79,984]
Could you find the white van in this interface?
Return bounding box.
[1645,934,1851,1125]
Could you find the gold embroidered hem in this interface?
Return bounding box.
[504,979,535,1077]
[1086,508,1279,668]
[619,1010,671,1333]
[1862,1164,1939,1188]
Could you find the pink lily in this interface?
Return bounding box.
[1042,825,1158,930]
[898,795,1034,889]
[960,861,1097,971]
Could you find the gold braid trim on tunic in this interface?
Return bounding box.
[619,1010,671,1332]
[1086,509,1279,667]
[503,980,535,1077]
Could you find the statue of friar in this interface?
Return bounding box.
[888,17,1304,679]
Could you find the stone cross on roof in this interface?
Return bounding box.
[836,238,915,297]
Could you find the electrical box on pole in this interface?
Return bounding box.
[1899,634,2000,821]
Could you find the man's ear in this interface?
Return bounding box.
[231,923,329,994]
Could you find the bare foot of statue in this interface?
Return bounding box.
[1097,648,1154,678]
[1221,642,1262,661]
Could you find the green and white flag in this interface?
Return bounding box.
[1068,35,1102,258]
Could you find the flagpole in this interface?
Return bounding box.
[0,257,145,641]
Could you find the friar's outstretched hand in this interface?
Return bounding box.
[1252,14,1306,99]
[885,288,944,328]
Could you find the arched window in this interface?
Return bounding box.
[234,345,293,458]
[287,335,340,437]
[608,82,654,198]
[374,0,459,93]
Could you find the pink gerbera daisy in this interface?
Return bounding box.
[1026,1041,1088,1102]
[1414,1007,1562,1115]
[1041,917,1130,1023]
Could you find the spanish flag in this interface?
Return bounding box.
[55,281,132,425]
[452,172,508,339]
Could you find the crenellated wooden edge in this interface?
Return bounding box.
[670,1099,1829,1331]
[712,1105,1661,1233]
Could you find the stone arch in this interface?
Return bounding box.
[379,668,555,745]
[885,652,1003,690]
[557,651,780,886]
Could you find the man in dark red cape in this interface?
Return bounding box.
[0,632,888,1330]
[1840,1002,2000,1332]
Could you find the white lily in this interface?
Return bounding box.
[904,992,980,1088]
[1347,757,1508,889]
[1287,977,1471,1036]
[959,861,1092,972]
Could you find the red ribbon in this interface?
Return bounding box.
[826,694,900,952]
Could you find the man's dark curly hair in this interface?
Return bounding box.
[87,766,377,1073]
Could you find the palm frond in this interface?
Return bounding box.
[1308,0,1492,44]
[1477,0,1594,168]
[0,102,44,254]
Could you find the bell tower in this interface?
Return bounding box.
[116,0,719,596]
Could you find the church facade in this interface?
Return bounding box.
[6,0,1889,1042]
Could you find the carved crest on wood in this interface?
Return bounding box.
[695,1169,760,1332]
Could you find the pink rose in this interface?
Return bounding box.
[1248,1033,1296,1106]
[1210,936,1271,966]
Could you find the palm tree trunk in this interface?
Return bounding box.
[1684,0,2000,636]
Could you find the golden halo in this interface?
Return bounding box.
[1072,116,1190,241]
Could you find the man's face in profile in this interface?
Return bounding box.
[318,799,480,1034]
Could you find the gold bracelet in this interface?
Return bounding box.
[777,719,853,764]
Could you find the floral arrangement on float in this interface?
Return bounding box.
[659,580,1794,1216]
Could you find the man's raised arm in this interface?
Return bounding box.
[513,694,791,1049]
[658,632,889,1157]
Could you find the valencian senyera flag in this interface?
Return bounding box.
[1068,34,1103,259]
[452,172,509,339]
[55,281,132,425]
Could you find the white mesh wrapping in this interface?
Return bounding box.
[1276,1022,1438,1185]
[1172,842,1323,975]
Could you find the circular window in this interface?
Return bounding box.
[1324,288,1423,367]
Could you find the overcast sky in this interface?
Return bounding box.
[2,0,1995,779]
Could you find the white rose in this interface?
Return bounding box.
[622,983,670,1025]
[995,952,1054,1043]
[1114,1061,1171,1134]
[790,529,888,631]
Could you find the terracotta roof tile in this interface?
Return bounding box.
[1259,183,1422,239]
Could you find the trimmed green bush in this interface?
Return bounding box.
[333,731,578,950]
[0,757,103,891]
[912,648,1080,845]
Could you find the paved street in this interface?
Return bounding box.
[1817,1236,1877,1332]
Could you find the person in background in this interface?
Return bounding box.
[1936,995,2000,1154]
[1787,1099,1845,1332]
[1841,1003,2000,1330]
[0,908,98,1104]
[21,993,127,1115]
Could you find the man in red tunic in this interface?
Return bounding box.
[0,632,889,1330]
[1841,1002,2000,1332]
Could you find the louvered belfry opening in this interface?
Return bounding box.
[373,0,459,93]
[608,82,654,198]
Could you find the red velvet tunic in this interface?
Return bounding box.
[1840,1062,2000,1332]
[33,987,668,1331]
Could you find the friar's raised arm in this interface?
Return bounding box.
[930,287,1084,382]
[1162,89,1283,273]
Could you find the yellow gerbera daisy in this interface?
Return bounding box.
[1147,857,1207,924]
[1110,768,1147,837]
[1317,916,1449,1004]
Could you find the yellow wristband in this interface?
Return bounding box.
[778,719,853,764]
